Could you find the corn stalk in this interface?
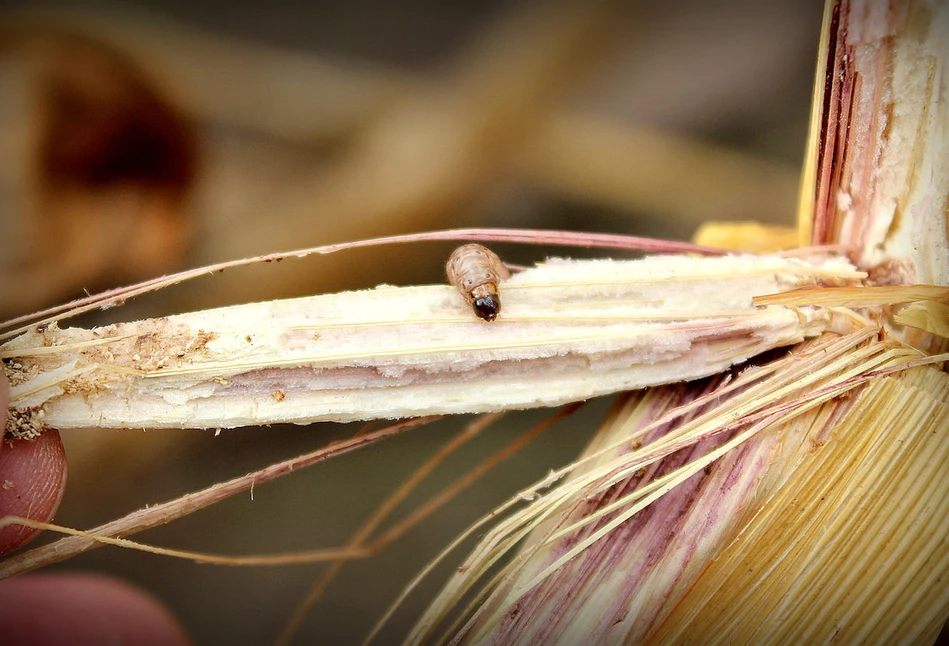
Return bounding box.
[3,252,862,434]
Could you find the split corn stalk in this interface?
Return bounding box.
[401,0,949,644]
[3,253,861,434]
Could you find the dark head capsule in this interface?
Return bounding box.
[472,294,501,321]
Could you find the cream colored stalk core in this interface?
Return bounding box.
[3,253,862,433]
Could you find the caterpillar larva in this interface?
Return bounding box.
[446,243,511,322]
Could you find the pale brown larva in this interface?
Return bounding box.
[446,243,511,322]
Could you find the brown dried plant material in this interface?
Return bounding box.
[0,26,197,317]
[3,253,864,434]
[2,2,806,314]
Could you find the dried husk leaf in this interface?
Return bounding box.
[644,365,949,645]
[408,329,943,644]
[894,300,949,337]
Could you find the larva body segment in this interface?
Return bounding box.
[446,243,511,321]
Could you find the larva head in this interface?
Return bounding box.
[472,294,501,321]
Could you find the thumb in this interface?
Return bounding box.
[0,373,68,555]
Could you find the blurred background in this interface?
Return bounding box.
[0,0,822,643]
